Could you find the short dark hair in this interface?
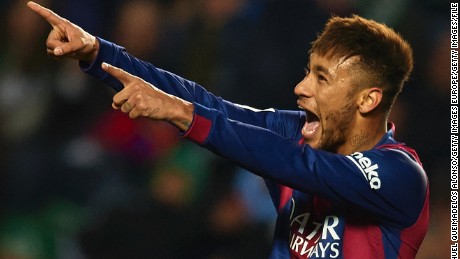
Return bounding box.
[310,15,413,113]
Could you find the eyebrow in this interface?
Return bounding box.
[312,64,332,79]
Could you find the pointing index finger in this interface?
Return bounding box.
[27,1,65,26]
[102,62,134,85]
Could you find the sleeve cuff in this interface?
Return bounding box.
[182,103,213,144]
[79,37,124,91]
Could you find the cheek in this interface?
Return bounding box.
[317,87,340,105]
[321,99,355,129]
[318,97,342,120]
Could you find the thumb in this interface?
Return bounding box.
[101,62,133,85]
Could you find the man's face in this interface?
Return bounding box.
[295,53,361,153]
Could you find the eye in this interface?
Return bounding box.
[304,67,310,76]
[318,74,327,82]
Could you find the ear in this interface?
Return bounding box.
[357,87,382,114]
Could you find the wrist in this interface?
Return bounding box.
[170,98,194,131]
[81,36,99,64]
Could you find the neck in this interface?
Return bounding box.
[336,117,387,155]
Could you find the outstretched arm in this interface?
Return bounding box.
[26,1,98,63]
[28,1,305,138]
[101,62,194,132]
[102,62,427,227]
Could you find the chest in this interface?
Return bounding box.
[286,193,344,258]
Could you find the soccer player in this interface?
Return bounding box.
[27,1,429,258]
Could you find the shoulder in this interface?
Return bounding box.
[347,145,428,226]
[347,145,426,185]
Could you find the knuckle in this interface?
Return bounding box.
[132,84,140,91]
[135,93,143,101]
[137,102,146,111]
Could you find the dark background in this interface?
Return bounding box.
[0,0,450,258]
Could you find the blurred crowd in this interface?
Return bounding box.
[0,0,450,258]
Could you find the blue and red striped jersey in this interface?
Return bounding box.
[81,38,429,259]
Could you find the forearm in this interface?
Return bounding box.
[169,97,195,132]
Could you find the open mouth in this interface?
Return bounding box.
[301,109,320,139]
[305,110,319,124]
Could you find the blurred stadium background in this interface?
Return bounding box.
[0,0,450,258]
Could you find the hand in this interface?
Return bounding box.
[26,1,99,63]
[101,63,194,131]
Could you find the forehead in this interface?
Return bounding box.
[309,53,361,78]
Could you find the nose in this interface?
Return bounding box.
[294,77,313,98]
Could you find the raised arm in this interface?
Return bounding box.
[26,1,98,63]
[27,1,304,138]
